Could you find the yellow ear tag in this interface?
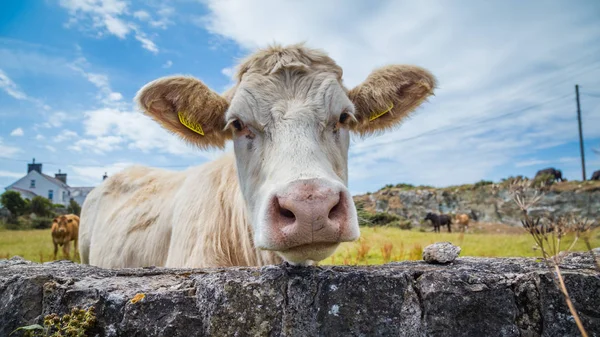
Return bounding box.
[178,111,204,136]
[369,102,394,122]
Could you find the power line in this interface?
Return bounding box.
[353,93,573,150]
[0,156,194,169]
[581,92,600,98]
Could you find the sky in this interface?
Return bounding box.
[0,0,599,195]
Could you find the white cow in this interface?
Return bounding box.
[79,43,436,268]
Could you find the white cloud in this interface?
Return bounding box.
[70,161,134,185]
[108,92,123,101]
[35,134,45,140]
[78,107,203,156]
[54,129,79,143]
[0,137,20,157]
[45,145,57,153]
[38,112,70,129]
[198,0,600,190]
[221,67,234,78]
[162,60,173,69]
[0,69,27,100]
[134,10,150,21]
[69,135,124,154]
[515,159,550,168]
[133,30,159,53]
[68,59,124,105]
[0,170,23,179]
[10,128,24,136]
[58,0,160,53]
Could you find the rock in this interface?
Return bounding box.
[1,253,599,337]
[422,242,461,264]
[353,183,600,226]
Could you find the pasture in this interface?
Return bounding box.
[1,224,598,266]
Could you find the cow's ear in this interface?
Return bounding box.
[136,75,231,149]
[348,65,436,136]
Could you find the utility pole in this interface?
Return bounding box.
[575,84,586,181]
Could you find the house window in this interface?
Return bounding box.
[30,179,36,188]
[48,190,53,200]
[62,191,67,202]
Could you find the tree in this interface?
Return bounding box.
[67,198,81,216]
[0,190,27,218]
[30,196,54,217]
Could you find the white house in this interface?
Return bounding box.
[4,159,101,207]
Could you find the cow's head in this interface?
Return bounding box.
[136,44,436,265]
[53,215,70,234]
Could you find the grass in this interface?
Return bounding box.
[2,225,597,266]
[323,226,600,266]
[0,228,81,263]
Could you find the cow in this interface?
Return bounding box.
[51,214,80,260]
[591,170,600,181]
[455,213,470,233]
[424,212,452,233]
[79,43,437,269]
[534,167,565,182]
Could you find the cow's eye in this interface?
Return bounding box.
[232,120,244,132]
[339,112,350,124]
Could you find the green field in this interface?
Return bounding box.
[1,226,598,266]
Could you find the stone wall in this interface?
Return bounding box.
[354,184,600,226]
[1,252,599,336]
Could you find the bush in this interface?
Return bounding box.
[67,199,81,216]
[388,219,413,230]
[532,173,555,188]
[357,208,403,227]
[474,180,494,188]
[395,183,415,189]
[30,196,54,218]
[0,190,27,218]
[30,217,54,229]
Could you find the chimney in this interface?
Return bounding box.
[27,158,42,174]
[55,169,67,184]
[102,172,108,181]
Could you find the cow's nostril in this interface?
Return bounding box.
[279,207,295,220]
[328,192,344,220]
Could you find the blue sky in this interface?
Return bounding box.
[0,0,599,195]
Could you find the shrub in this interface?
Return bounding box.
[67,199,82,216]
[532,173,554,188]
[357,208,405,227]
[30,196,54,218]
[388,219,413,230]
[395,183,415,189]
[30,217,54,229]
[474,180,494,188]
[0,190,27,218]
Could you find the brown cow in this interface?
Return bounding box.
[455,213,470,232]
[51,214,80,260]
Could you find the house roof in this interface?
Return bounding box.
[70,186,94,197]
[41,173,70,189]
[8,187,39,199]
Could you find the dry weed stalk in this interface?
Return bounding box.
[380,243,393,263]
[510,181,591,337]
[356,239,371,262]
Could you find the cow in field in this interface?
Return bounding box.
[591,170,600,181]
[79,43,436,268]
[424,212,452,233]
[455,213,470,233]
[51,214,80,260]
[534,167,565,182]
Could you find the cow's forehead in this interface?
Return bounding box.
[226,70,351,125]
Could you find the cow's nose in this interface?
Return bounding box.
[267,178,356,250]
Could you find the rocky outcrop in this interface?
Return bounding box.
[1,252,599,337]
[354,183,600,226]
